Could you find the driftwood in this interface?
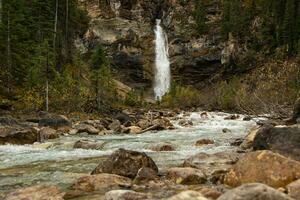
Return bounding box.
[138,124,160,134]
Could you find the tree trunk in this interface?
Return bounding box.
[0,0,2,23]
[7,9,11,92]
[45,43,49,112]
[53,0,58,52]
[65,0,70,59]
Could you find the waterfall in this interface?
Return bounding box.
[154,19,171,101]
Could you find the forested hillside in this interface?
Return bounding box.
[0,0,91,111]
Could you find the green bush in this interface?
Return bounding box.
[161,82,202,108]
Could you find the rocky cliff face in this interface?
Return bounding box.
[78,0,225,91]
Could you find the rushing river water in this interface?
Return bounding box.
[0,112,257,194]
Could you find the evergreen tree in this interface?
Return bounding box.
[194,0,206,35]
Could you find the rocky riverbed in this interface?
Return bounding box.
[0,110,300,199]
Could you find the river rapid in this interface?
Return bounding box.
[0,111,257,194]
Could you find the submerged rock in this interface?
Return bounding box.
[224,115,239,120]
[165,167,207,185]
[224,150,300,188]
[195,139,214,146]
[178,119,193,127]
[217,183,292,200]
[4,185,64,200]
[71,173,132,192]
[105,190,148,200]
[166,190,208,200]
[91,149,158,179]
[253,125,300,161]
[0,127,39,145]
[73,140,106,150]
[151,143,175,151]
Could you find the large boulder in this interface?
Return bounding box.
[0,127,39,145]
[91,149,158,179]
[39,127,59,142]
[165,167,207,185]
[73,124,100,135]
[286,179,300,200]
[253,125,300,161]
[217,183,293,200]
[109,120,122,133]
[3,185,64,200]
[105,190,148,200]
[224,150,300,188]
[73,140,106,150]
[39,114,71,128]
[71,173,132,192]
[166,191,208,200]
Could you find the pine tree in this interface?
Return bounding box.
[194,0,206,35]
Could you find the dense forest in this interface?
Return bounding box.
[0,0,300,115]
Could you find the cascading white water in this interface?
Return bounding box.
[154,19,171,101]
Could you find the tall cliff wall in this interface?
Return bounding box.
[78,0,227,91]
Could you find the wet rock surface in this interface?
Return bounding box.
[151,143,175,151]
[195,139,214,146]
